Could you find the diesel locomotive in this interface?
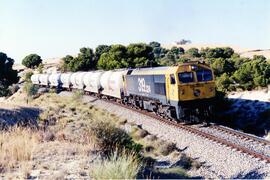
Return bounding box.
[31,61,215,123]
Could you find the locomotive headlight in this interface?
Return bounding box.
[191,65,197,70]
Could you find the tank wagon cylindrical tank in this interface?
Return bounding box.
[99,69,129,99]
[38,74,50,86]
[83,71,104,93]
[60,73,72,89]
[48,73,61,87]
[70,72,87,89]
[30,74,41,85]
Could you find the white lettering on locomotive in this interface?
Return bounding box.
[138,78,151,93]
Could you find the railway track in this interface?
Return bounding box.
[99,97,270,164]
[210,125,270,146]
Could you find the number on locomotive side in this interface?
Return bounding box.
[138,78,151,93]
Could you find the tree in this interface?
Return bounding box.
[159,51,176,66]
[0,52,19,96]
[98,45,128,70]
[170,46,185,58]
[233,58,270,89]
[216,73,234,92]
[149,41,167,59]
[149,41,161,48]
[186,48,200,58]
[211,58,235,76]
[201,47,234,59]
[127,43,156,67]
[94,45,111,62]
[230,57,250,69]
[61,47,95,72]
[158,46,186,66]
[22,54,42,68]
[253,55,266,61]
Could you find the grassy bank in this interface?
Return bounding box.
[0,91,200,178]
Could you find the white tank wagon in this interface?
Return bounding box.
[30,74,41,85]
[48,73,61,87]
[70,72,87,89]
[99,69,129,99]
[60,73,72,89]
[38,74,50,86]
[83,71,104,93]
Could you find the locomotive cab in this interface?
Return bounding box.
[166,62,215,122]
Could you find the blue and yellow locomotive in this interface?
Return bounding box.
[124,61,215,122]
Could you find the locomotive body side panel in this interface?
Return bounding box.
[125,74,167,104]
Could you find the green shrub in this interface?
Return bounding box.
[23,82,38,103]
[87,120,142,154]
[91,152,141,179]
[23,71,33,82]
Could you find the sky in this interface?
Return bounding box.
[0,0,269,62]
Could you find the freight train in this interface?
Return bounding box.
[31,61,215,123]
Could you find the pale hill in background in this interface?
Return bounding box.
[163,43,270,59]
[13,44,270,71]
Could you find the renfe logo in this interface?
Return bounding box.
[138,78,151,93]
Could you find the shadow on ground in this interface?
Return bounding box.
[215,98,270,137]
[232,169,266,179]
[0,107,41,129]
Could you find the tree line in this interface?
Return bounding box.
[1,42,269,96]
[60,42,269,93]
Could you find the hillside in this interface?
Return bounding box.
[163,43,270,59]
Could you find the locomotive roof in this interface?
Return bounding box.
[129,61,211,75]
[130,66,178,75]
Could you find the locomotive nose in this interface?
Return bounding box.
[194,89,201,97]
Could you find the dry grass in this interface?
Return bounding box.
[0,127,39,172]
[90,152,141,179]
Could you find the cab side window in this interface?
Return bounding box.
[170,74,176,84]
